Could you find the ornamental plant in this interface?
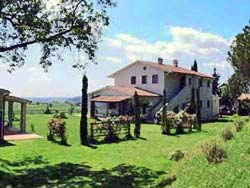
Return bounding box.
[47,118,67,145]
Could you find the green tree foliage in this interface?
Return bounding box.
[191,60,198,72]
[140,99,150,114]
[0,0,116,72]
[221,71,250,102]
[228,21,250,80]
[227,21,250,102]
[134,91,141,138]
[0,0,116,144]
[196,88,201,131]
[212,68,221,95]
[80,75,88,145]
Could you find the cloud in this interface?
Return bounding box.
[101,26,233,81]
[104,57,122,64]
[0,25,233,97]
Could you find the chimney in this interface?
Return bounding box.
[158,57,163,65]
[173,59,178,67]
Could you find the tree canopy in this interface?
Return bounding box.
[212,68,221,96]
[0,0,116,72]
[228,21,250,81]
[191,60,198,72]
[226,21,250,99]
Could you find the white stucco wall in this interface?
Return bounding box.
[113,62,165,95]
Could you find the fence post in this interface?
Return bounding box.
[90,123,94,142]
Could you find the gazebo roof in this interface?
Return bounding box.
[6,96,32,104]
[0,88,10,95]
[237,93,250,101]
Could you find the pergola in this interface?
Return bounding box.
[6,96,31,131]
[0,89,31,144]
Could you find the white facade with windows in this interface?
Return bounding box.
[90,59,219,121]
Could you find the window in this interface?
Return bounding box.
[143,66,147,70]
[200,100,203,108]
[207,100,210,108]
[199,79,203,87]
[207,80,210,88]
[152,74,158,84]
[142,75,147,84]
[131,76,136,84]
[188,78,192,85]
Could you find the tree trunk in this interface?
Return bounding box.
[80,75,88,145]
[162,89,170,135]
[134,92,141,138]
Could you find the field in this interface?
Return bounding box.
[0,113,249,188]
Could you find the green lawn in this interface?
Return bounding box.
[0,114,249,187]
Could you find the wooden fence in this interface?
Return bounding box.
[90,120,131,142]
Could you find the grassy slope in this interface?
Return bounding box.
[168,118,250,188]
[0,115,248,187]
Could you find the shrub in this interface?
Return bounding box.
[47,119,67,145]
[202,141,227,164]
[234,120,245,132]
[30,124,35,133]
[222,128,234,141]
[157,175,177,187]
[44,104,52,114]
[168,150,185,161]
[59,112,67,119]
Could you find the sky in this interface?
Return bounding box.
[0,0,249,97]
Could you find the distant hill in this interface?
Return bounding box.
[66,96,81,104]
[26,97,71,103]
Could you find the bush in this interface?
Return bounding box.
[202,141,227,164]
[47,119,67,145]
[222,128,234,141]
[59,112,67,119]
[157,175,177,187]
[234,120,245,132]
[168,150,185,161]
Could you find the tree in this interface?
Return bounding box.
[228,21,250,81]
[191,60,198,72]
[161,89,170,135]
[0,0,116,144]
[212,68,221,95]
[140,99,150,115]
[69,103,74,115]
[0,0,116,72]
[196,88,201,131]
[80,75,88,145]
[133,91,141,138]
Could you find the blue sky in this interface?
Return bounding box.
[0,0,249,97]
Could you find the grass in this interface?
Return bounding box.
[0,114,249,187]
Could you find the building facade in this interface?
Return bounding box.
[89,58,219,121]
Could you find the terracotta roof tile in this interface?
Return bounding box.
[109,60,214,79]
[142,61,214,79]
[92,96,130,102]
[108,86,160,97]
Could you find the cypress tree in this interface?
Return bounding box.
[134,91,141,138]
[80,75,88,145]
[162,89,170,134]
[196,88,202,131]
[212,68,221,95]
[191,60,198,72]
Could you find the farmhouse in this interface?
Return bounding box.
[89,58,219,121]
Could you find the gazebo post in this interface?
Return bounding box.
[8,101,14,127]
[20,103,27,133]
[0,96,5,144]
